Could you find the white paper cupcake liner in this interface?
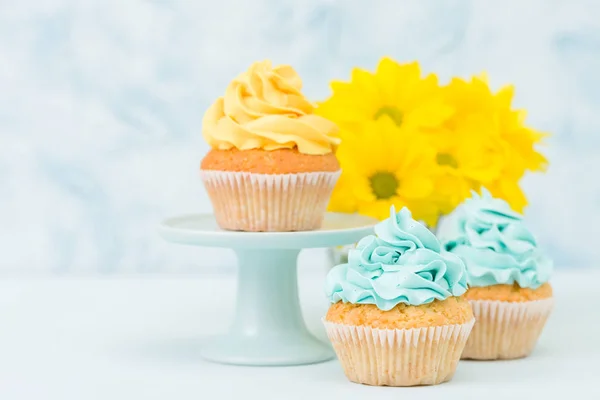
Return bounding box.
[323,319,475,386]
[461,298,554,360]
[200,170,340,232]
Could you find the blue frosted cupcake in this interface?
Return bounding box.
[323,206,474,386]
[437,189,553,360]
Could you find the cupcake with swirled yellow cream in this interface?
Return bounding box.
[437,188,553,360]
[200,60,341,231]
[324,206,474,387]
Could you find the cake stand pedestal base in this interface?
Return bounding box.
[159,213,376,366]
[202,249,332,366]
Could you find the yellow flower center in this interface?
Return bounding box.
[436,153,459,168]
[370,172,399,199]
[373,106,403,126]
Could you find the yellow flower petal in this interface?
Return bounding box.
[350,67,380,102]
[405,198,441,227]
[403,100,454,130]
[358,197,403,221]
[487,179,528,213]
[327,174,358,214]
[399,175,434,199]
[352,177,377,203]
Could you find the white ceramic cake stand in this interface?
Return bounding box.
[158,212,376,367]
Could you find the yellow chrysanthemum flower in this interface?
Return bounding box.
[328,116,441,225]
[320,56,548,227]
[316,57,452,135]
[431,75,548,213]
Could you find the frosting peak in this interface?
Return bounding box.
[202,60,340,155]
[375,206,441,252]
[326,206,468,310]
[437,188,552,289]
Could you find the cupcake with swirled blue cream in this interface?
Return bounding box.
[437,188,553,360]
[324,206,474,387]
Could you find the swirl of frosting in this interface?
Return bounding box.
[326,206,468,310]
[202,60,340,155]
[437,188,552,289]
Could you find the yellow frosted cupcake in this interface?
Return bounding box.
[438,189,554,360]
[324,206,474,387]
[200,60,341,232]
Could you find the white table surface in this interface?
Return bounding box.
[0,268,597,400]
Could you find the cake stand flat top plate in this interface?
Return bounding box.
[159,212,377,249]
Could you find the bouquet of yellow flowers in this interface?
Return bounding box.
[316,57,548,228]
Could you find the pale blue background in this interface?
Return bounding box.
[1,0,598,274]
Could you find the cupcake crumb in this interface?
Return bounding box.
[465,282,553,302]
[201,147,340,174]
[325,297,473,329]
